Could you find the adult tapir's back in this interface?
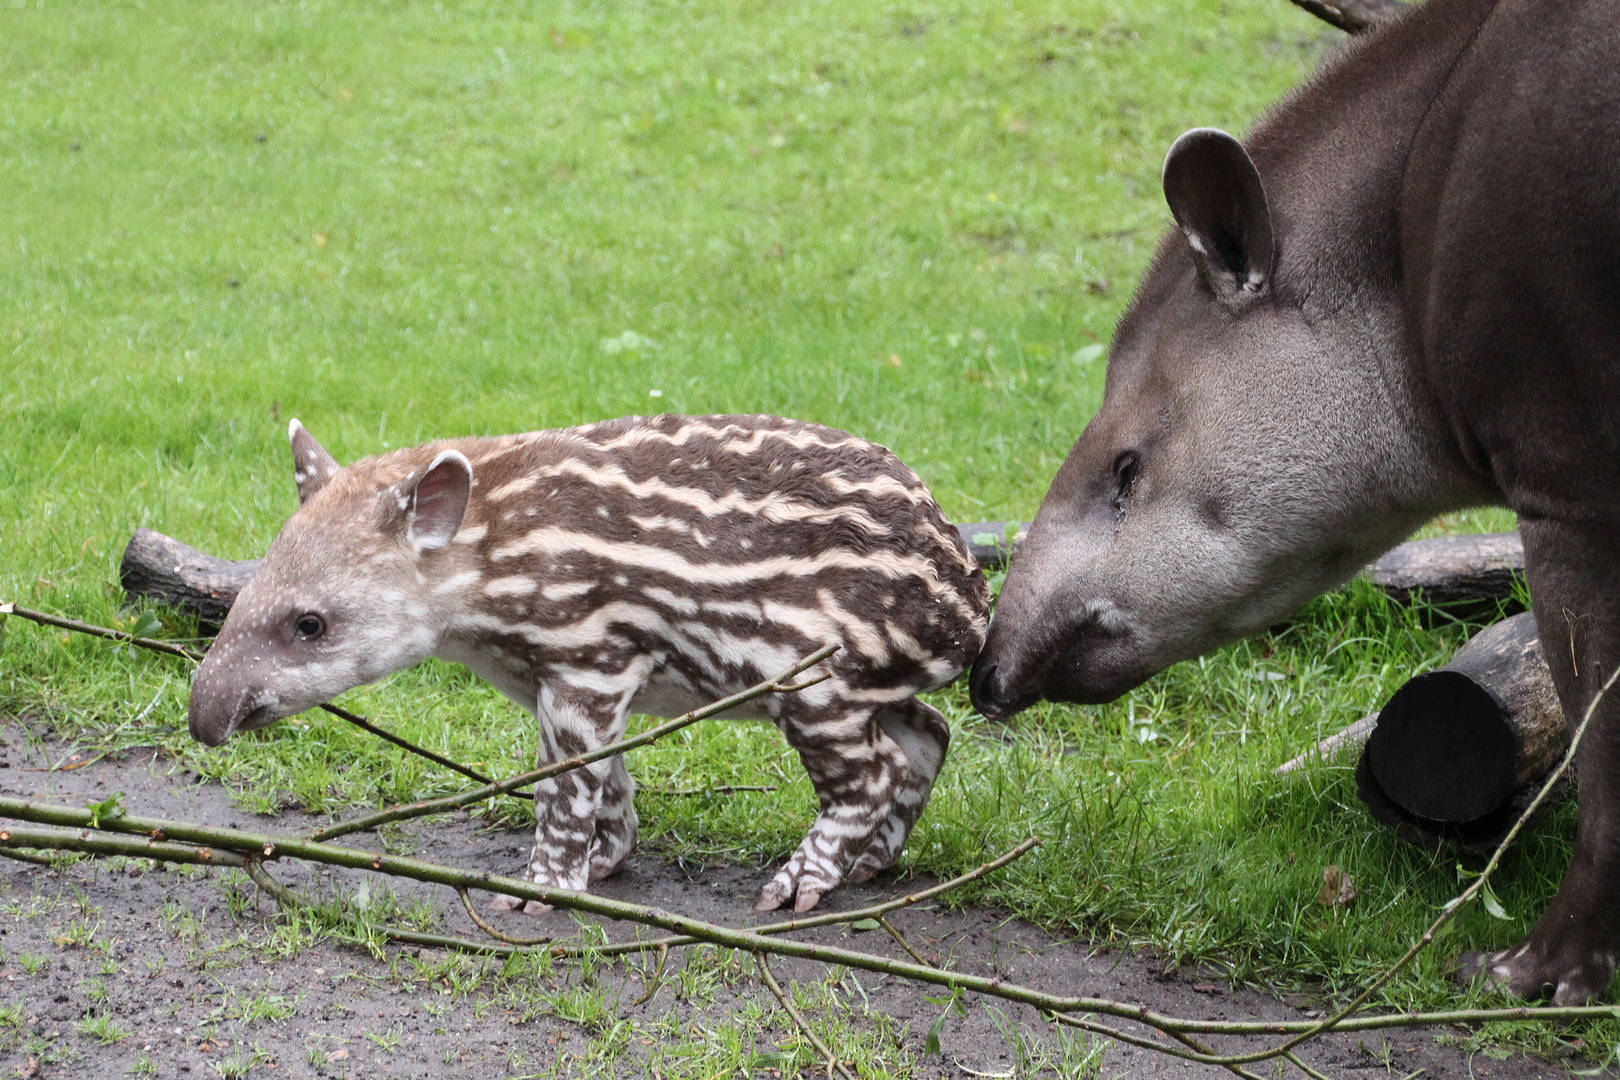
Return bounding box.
[1398,0,1620,513]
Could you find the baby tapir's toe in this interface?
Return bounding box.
[488,893,553,916]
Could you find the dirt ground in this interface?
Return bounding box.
[0,723,1600,1080]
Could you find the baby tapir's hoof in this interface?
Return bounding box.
[754,843,843,912]
[488,893,553,916]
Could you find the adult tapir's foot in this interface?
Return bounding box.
[1456,924,1619,1004]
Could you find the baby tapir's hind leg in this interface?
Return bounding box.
[589,754,638,882]
[491,681,633,914]
[757,706,910,913]
[848,698,949,883]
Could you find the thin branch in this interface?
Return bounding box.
[631,944,670,1007]
[1285,0,1403,34]
[309,643,839,842]
[878,915,935,968]
[0,602,528,800]
[757,952,858,1080]
[639,784,778,796]
[1284,1049,1340,1080]
[1164,1027,1270,1080]
[456,887,554,947]
[588,835,1041,959]
[319,701,515,795]
[1,602,203,661]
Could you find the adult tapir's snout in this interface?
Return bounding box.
[969,500,1153,719]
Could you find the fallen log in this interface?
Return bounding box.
[1368,531,1524,610]
[119,526,1528,627]
[1354,612,1568,850]
[119,528,260,629]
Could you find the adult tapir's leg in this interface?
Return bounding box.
[1460,518,1620,1003]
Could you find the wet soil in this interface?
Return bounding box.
[0,726,1598,1079]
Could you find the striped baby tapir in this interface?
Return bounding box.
[188,413,990,913]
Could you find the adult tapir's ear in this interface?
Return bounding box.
[1162,128,1274,312]
[288,419,342,505]
[405,450,472,554]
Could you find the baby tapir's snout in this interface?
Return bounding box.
[188,667,266,747]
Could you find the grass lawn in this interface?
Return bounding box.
[0,0,1586,1066]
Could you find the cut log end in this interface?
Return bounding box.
[1364,670,1517,823]
[1354,612,1569,851]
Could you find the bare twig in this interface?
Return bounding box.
[309,644,839,842]
[456,887,553,947]
[1286,0,1404,34]
[757,952,857,1080]
[632,944,670,1006]
[588,836,1042,959]
[2,802,1616,1042]
[878,915,935,968]
[0,602,528,801]
[639,784,778,796]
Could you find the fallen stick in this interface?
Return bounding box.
[1274,713,1378,777]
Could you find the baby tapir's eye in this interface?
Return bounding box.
[294,614,326,640]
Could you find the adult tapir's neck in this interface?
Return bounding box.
[1243,0,1506,510]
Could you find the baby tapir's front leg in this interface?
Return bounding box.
[490,681,638,914]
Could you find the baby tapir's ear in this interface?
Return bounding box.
[405,450,472,554]
[289,419,342,505]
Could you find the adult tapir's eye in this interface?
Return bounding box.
[1111,451,1140,523]
[294,614,325,640]
[1113,451,1140,497]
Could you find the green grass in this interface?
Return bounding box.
[0,0,1585,1066]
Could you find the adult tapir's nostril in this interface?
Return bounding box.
[968,658,1004,718]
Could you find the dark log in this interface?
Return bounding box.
[1287,0,1404,34]
[1368,531,1525,610]
[116,524,1526,630]
[119,528,261,629]
[1355,612,1568,850]
[955,522,1030,570]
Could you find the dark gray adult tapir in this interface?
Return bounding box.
[970,0,1620,1004]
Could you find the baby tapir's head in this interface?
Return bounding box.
[188,421,473,746]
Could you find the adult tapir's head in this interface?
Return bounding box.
[188,421,473,745]
[970,128,1454,718]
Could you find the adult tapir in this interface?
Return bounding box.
[970,0,1620,1003]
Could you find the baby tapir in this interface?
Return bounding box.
[188,413,989,912]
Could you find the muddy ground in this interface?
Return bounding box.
[0,724,1599,1080]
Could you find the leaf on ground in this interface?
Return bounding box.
[87,791,126,829]
[1316,864,1357,908]
[849,918,881,931]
